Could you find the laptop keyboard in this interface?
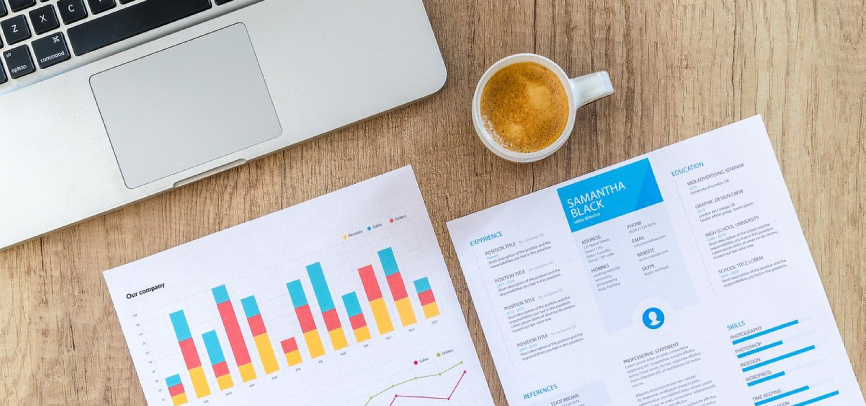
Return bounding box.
[0,0,259,92]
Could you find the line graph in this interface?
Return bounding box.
[389,370,467,405]
[364,362,465,406]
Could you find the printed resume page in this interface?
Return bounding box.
[447,116,865,406]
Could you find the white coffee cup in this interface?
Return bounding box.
[472,53,614,163]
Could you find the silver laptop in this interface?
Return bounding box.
[0,0,446,249]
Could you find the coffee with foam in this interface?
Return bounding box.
[480,62,569,153]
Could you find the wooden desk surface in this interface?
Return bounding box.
[2,0,864,404]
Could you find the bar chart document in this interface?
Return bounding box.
[448,116,865,406]
[104,166,495,406]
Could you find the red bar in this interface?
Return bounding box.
[386,272,409,301]
[213,361,230,377]
[322,309,342,331]
[217,301,253,366]
[418,290,436,306]
[247,314,267,337]
[358,265,383,301]
[349,314,367,330]
[295,304,318,333]
[280,338,298,354]
[168,384,185,397]
[179,338,203,369]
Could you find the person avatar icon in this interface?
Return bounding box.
[642,307,665,330]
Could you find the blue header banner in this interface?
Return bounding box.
[557,158,663,232]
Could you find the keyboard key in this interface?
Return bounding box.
[1,15,31,45]
[86,0,115,14]
[68,0,211,56]
[3,45,35,78]
[119,0,136,3]
[57,0,88,24]
[32,32,69,68]
[8,0,36,12]
[215,0,233,4]
[0,1,7,18]
[29,5,59,35]
[0,60,6,84]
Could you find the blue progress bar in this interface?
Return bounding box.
[733,320,799,345]
[755,386,810,406]
[743,345,816,372]
[792,391,840,406]
[748,372,785,387]
[738,341,784,359]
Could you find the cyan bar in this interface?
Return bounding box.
[212,285,230,304]
[739,341,784,359]
[287,280,308,308]
[743,346,816,372]
[378,248,400,276]
[342,292,363,317]
[166,374,182,387]
[202,330,226,365]
[169,311,192,342]
[306,263,336,312]
[747,372,785,387]
[733,320,799,345]
[792,391,840,406]
[755,386,809,406]
[413,277,431,293]
[240,296,261,318]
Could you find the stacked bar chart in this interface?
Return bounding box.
[341,292,372,342]
[280,337,303,366]
[241,296,280,374]
[104,168,496,406]
[165,374,188,406]
[159,247,446,402]
[307,263,349,350]
[169,311,211,398]
[379,248,418,327]
[202,331,234,390]
[212,285,256,382]
[287,280,326,358]
[414,277,440,319]
[359,265,395,334]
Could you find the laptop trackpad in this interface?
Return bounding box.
[91,24,282,189]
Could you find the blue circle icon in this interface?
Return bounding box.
[642,307,665,330]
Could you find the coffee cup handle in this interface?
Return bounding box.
[569,71,614,108]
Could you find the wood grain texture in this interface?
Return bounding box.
[2,0,865,404]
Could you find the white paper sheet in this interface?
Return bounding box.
[104,166,494,406]
[447,116,864,406]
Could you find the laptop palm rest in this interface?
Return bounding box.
[90,23,282,189]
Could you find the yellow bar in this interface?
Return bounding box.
[253,333,280,374]
[395,297,417,326]
[422,302,440,318]
[328,327,348,350]
[369,298,394,334]
[285,350,303,366]
[188,366,211,398]
[353,325,372,342]
[304,330,326,358]
[216,374,233,391]
[238,363,256,382]
[171,393,188,406]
